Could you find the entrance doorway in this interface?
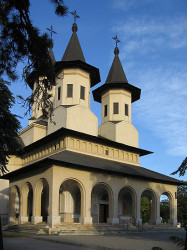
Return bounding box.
[91,184,111,223]
[99,204,108,223]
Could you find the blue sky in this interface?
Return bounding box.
[9,0,187,181]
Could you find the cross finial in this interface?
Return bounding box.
[112,35,121,48]
[70,10,80,24]
[46,25,57,40]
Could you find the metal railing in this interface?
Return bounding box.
[119,217,130,231]
[130,216,143,231]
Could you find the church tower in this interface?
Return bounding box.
[93,37,141,147]
[47,15,100,136]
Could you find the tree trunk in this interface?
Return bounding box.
[0,216,4,250]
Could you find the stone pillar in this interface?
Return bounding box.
[79,189,92,225]
[135,194,142,224]
[169,194,177,225]
[107,190,119,225]
[47,177,60,227]
[31,187,43,224]
[151,195,161,224]
[18,192,28,224]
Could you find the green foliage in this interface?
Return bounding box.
[0,79,21,175]
[170,236,185,249]
[141,197,151,223]
[177,185,187,227]
[0,0,68,120]
[160,198,170,223]
[171,157,187,177]
[0,0,68,174]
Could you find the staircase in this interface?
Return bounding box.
[3,221,183,236]
[119,216,143,232]
[3,222,49,235]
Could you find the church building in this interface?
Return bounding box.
[0,18,182,228]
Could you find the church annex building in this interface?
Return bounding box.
[0,19,183,228]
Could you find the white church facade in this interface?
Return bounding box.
[0,20,182,228]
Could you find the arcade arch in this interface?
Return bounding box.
[10,186,20,219]
[59,179,83,223]
[160,192,173,224]
[34,178,49,222]
[91,183,113,223]
[141,189,156,224]
[118,186,136,218]
[21,182,33,222]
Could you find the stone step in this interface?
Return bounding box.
[4,222,183,236]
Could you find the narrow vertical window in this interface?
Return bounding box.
[58,86,61,100]
[67,84,73,97]
[104,104,107,117]
[125,104,129,116]
[113,102,119,114]
[80,86,85,100]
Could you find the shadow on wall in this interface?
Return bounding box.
[0,180,9,226]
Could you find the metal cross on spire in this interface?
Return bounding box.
[70,10,80,23]
[46,25,57,40]
[112,35,121,48]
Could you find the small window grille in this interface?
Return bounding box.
[67,84,73,97]
[125,104,129,116]
[113,102,119,114]
[105,149,109,155]
[58,87,61,100]
[80,86,85,100]
[104,105,107,117]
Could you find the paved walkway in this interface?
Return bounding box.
[3,231,185,250]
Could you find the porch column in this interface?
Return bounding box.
[18,191,28,224]
[169,193,177,225]
[47,180,60,227]
[79,188,92,225]
[151,195,161,224]
[31,186,42,224]
[9,190,16,224]
[135,193,142,224]
[107,190,119,225]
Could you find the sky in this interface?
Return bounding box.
[9,0,187,181]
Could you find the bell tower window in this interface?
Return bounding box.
[125,104,129,116]
[67,84,73,98]
[58,87,61,100]
[104,105,107,117]
[80,86,85,100]
[113,103,119,114]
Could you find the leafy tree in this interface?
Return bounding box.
[0,0,68,174]
[171,157,187,177]
[177,185,187,227]
[141,197,151,223]
[160,198,170,223]
[171,159,187,250]
[0,79,21,175]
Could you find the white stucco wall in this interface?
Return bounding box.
[0,179,9,225]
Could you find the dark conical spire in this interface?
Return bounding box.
[61,13,85,62]
[92,36,141,103]
[49,47,56,65]
[105,45,128,84]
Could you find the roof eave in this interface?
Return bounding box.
[93,82,141,103]
[56,60,101,87]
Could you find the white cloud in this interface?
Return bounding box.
[110,10,187,157]
[133,67,187,157]
[112,16,187,56]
